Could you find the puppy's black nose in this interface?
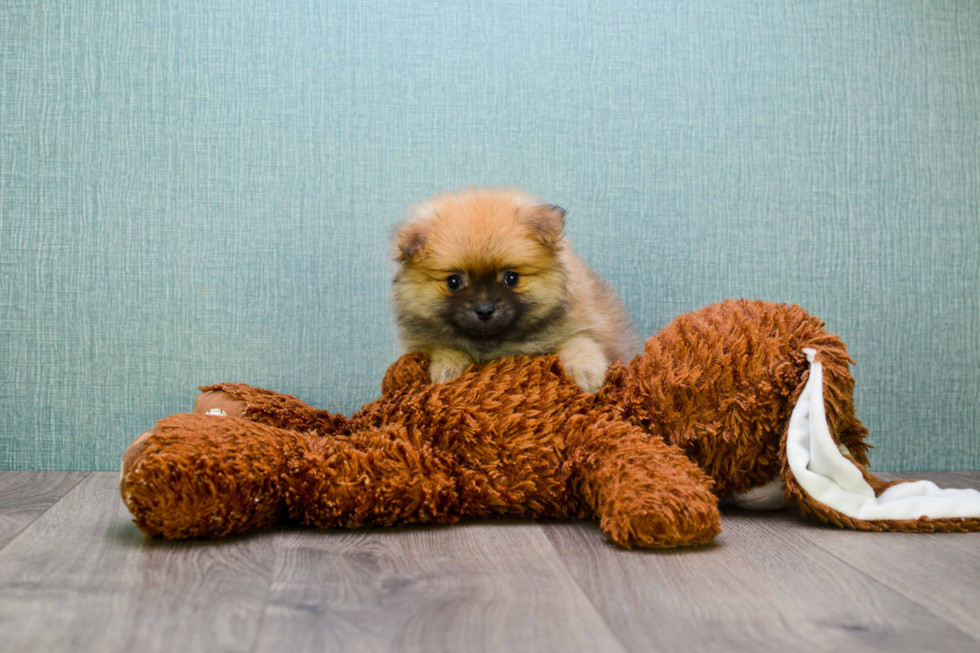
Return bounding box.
[474,304,496,321]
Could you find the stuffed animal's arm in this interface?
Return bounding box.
[196,383,350,434]
[191,352,431,435]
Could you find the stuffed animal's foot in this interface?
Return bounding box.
[600,486,721,549]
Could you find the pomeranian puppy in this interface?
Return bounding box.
[390,188,640,392]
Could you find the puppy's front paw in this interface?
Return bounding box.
[558,337,609,393]
[427,349,475,384]
[564,360,608,393]
[429,360,467,384]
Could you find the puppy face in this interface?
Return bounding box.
[392,189,570,354]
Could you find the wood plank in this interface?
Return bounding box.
[1,470,975,651]
[0,472,278,653]
[786,471,980,640]
[877,471,980,490]
[544,510,979,653]
[253,521,628,653]
[0,471,88,550]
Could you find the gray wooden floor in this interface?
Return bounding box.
[0,471,978,652]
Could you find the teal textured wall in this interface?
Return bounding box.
[1,1,978,471]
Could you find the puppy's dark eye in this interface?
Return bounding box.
[503,271,520,287]
[446,274,464,291]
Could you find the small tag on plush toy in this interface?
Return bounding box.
[731,477,789,511]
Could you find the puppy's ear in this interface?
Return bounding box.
[523,204,566,247]
[392,220,430,263]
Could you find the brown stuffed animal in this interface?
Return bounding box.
[120,300,980,548]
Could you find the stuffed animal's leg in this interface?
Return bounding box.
[287,424,462,529]
[121,416,461,539]
[564,412,721,548]
[194,383,350,435]
[121,413,311,539]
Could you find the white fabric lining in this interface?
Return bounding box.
[784,348,980,521]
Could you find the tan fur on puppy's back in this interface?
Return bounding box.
[391,188,640,391]
[561,252,640,363]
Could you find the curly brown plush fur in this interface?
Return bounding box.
[119,299,979,548]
